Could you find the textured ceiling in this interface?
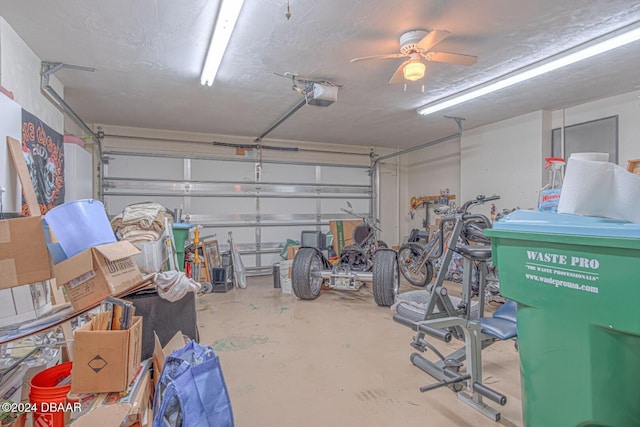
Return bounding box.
[1,0,640,148]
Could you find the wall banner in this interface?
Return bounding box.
[21,109,64,214]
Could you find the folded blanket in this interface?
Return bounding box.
[119,228,162,243]
[121,202,167,228]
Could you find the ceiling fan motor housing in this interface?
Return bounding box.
[399,30,429,55]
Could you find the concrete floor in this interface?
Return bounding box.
[196,277,523,427]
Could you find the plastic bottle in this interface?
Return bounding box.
[538,157,566,212]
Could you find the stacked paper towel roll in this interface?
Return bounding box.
[558,152,640,223]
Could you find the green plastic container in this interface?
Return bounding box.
[172,223,193,272]
[486,210,640,427]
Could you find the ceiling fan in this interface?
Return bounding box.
[350,29,477,84]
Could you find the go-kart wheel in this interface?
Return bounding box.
[372,249,399,307]
[292,247,324,300]
[397,243,433,287]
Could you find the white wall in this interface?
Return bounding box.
[0,94,21,211]
[400,89,640,237]
[377,157,400,245]
[64,143,94,202]
[0,17,65,211]
[461,110,550,218]
[398,136,461,240]
[0,18,63,132]
[551,90,640,165]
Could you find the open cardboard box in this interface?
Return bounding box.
[152,330,187,392]
[53,240,142,312]
[0,215,52,289]
[1,137,52,289]
[72,316,143,394]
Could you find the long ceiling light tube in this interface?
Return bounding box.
[417,23,640,116]
[200,0,245,86]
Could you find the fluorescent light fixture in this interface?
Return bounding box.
[200,0,245,86]
[417,23,640,116]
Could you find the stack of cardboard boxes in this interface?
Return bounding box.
[0,212,153,426]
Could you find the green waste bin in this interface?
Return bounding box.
[485,210,640,427]
[172,223,193,272]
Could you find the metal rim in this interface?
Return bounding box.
[393,257,400,296]
[309,254,324,295]
[398,247,428,284]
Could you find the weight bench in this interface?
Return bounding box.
[478,299,517,341]
[394,300,518,421]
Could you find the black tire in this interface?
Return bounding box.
[397,243,434,287]
[292,247,324,300]
[377,240,388,248]
[372,249,399,307]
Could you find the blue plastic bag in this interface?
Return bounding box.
[153,341,234,427]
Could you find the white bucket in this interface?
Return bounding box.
[44,199,116,258]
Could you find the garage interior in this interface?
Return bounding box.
[1,1,640,426]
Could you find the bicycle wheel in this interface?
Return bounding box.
[397,243,434,287]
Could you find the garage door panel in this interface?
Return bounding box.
[191,159,255,181]
[320,166,370,185]
[321,198,369,217]
[102,151,371,275]
[106,156,184,180]
[105,195,183,218]
[261,163,316,183]
[260,198,316,215]
[189,197,256,216]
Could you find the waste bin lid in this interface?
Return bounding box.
[173,223,194,229]
[490,210,640,238]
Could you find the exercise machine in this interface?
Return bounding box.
[393,195,518,420]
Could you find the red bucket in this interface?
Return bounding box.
[29,362,72,427]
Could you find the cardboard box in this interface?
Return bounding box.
[72,359,152,427]
[329,220,360,256]
[287,245,301,260]
[53,241,142,311]
[279,260,293,295]
[71,316,143,394]
[0,216,52,289]
[152,331,187,393]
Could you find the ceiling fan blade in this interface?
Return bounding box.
[389,60,410,84]
[417,29,451,51]
[350,53,406,63]
[424,51,478,66]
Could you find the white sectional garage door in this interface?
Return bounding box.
[102,151,372,275]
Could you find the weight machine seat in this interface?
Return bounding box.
[479,300,518,341]
[492,299,517,323]
[454,244,492,261]
[393,290,481,322]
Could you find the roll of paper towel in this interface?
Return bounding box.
[558,158,640,223]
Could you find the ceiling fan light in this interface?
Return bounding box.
[404,61,425,81]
